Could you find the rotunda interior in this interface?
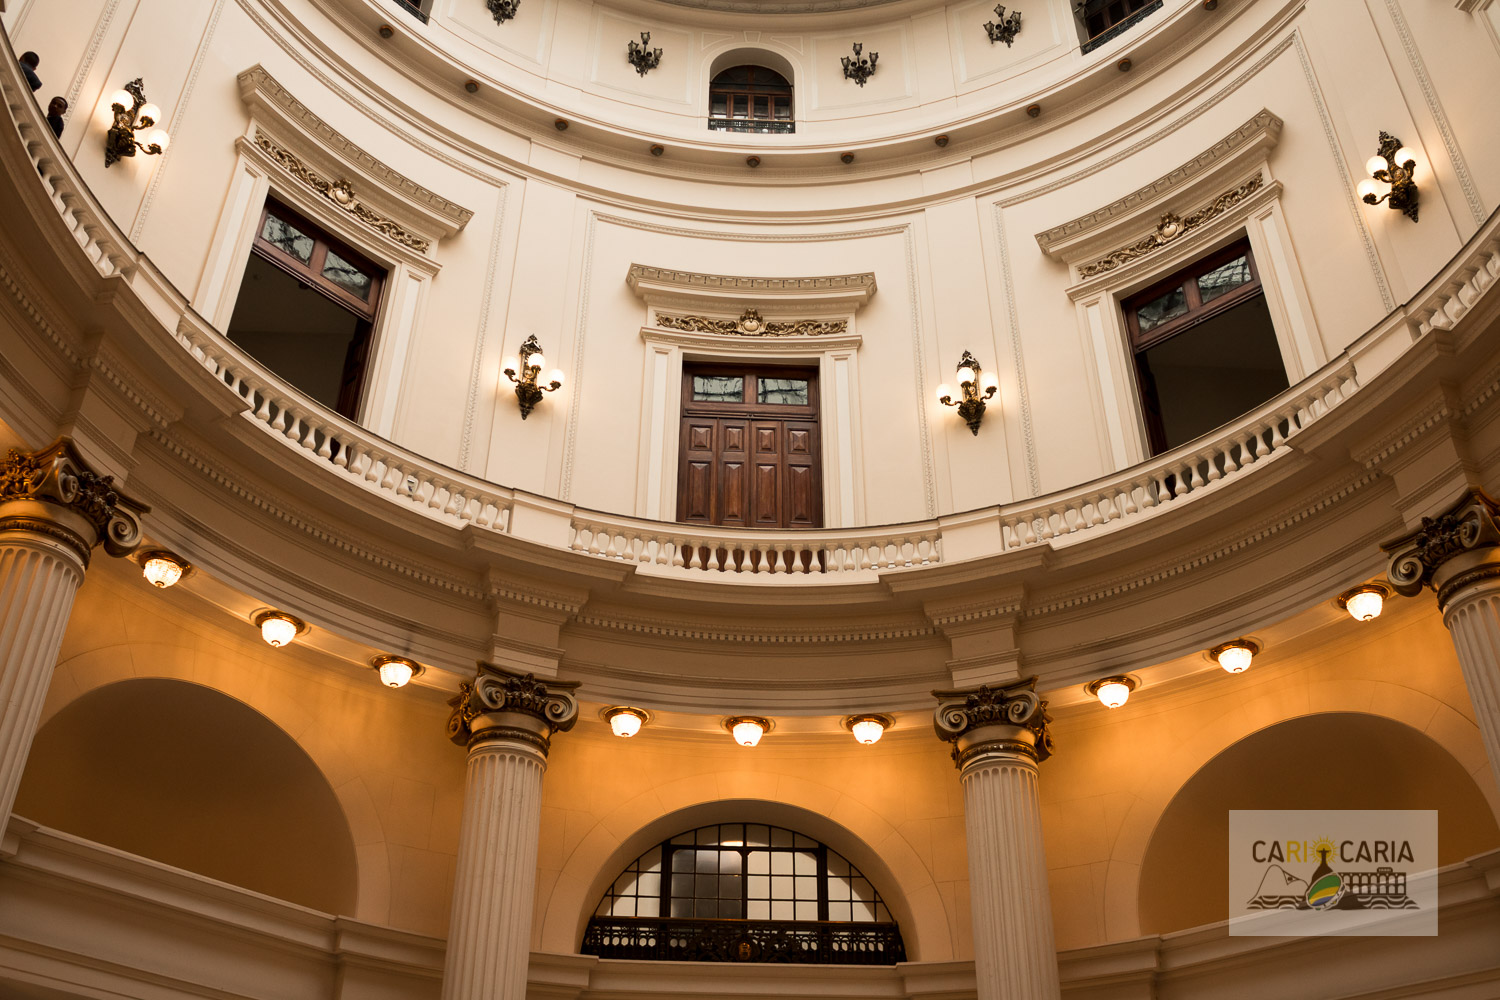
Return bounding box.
[0,0,1499,997]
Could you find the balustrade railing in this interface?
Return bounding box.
[581,916,906,965]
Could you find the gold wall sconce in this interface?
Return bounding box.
[104,79,169,167]
[1358,132,1419,222]
[936,351,999,435]
[502,334,565,419]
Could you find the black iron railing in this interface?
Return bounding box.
[708,119,797,135]
[1079,0,1161,54]
[390,0,429,23]
[582,917,905,965]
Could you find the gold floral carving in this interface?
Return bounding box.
[655,307,848,337]
[252,133,431,253]
[1077,175,1264,279]
[0,439,147,564]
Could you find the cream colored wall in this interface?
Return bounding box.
[5,0,1498,518]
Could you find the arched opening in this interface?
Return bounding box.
[582,821,904,965]
[708,64,794,134]
[14,678,359,915]
[1138,713,1500,934]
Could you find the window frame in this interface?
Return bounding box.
[708,65,795,129]
[251,198,386,321]
[1122,239,1263,352]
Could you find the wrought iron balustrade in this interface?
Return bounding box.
[1078,0,1161,53]
[708,118,796,135]
[391,0,430,23]
[582,916,905,965]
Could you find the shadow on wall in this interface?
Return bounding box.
[1138,712,1500,934]
[14,677,359,915]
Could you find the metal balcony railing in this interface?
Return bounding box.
[1079,0,1162,54]
[582,916,906,965]
[708,118,796,135]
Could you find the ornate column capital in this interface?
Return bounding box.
[1383,488,1500,610]
[446,661,581,756]
[0,438,147,566]
[933,678,1053,768]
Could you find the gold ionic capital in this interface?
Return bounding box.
[1383,489,1500,610]
[446,661,581,754]
[0,439,147,566]
[932,677,1053,767]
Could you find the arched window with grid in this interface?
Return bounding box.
[708,66,794,134]
[581,823,905,965]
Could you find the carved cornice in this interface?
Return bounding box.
[628,265,877,312]
[0,439,147,565]
[932,678,1052,766]
[629,266,874,294]
[446,662,581,751]
[1074,175,1264,279]
[1036,110,1283,260]
[1383,489,1500,608]
[655,308,848,337]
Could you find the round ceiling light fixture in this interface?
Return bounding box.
[1337,583,1390,622]
[139,550,190,589]
[371,654,423,689]
[843,713,893,745]
[603,706,650,738]
[1084,674,1138,709]
[1210,638,1260,674]
[253,609,306,648]
[724,716,772,747]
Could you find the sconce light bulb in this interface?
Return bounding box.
[547,368,566,387]
[935,383,953,403]
[137,103,162,127]
[849,718,886,744]
[143,127,170,152]
[109,89,134,111]
[725,717,769,747]
[1356,178,1380,203]
[528,352,546,371]
[1345,589,1384,621]
[1365,154,1389,178]
[1394,147,1417,171]
[1217,644,1254,674]
[1095,680,1131,709]
[259,613,300,648]
[980,372,999,393]
[957,364,979,386]
[607,708,645,738]
[502,355,519,374]
[142,554,184,589]
[377,659,415,688]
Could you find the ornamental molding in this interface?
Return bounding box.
[236,66,472,251]
[1383,489,1500,606]
[1074,174,1264,279]
[639,327,864,355]
[627,264,877,312]
[932,678,1052,764]
[573,611,935,644]
[446,662,581,749]
[0,439,147,565]
[1035,109,1283,266]
[655,308,849,338]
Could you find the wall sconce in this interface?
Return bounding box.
[1084,675,1137,709]
[627,32,663,76]
[502,334,564,419]
[139,549,191,588]
[104,79,169,167]
[1337,583,1390,622]
[604,706,651,737]
[843,714,893,745]
[842,43,878,87]
[936,351,999,435]
[1210,638,1259,674]
[486,0,520,24]
[371,654,423,688]
[253,609,306,648]
[985,5,1023,46]
[724,715,772,747]
[1357,132,1419,222]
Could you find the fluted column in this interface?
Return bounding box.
[441,663,579,1000]
[0,440,144,824]
[934,679,1060,1000]
[1385,489,1500,785]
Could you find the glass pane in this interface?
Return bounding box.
[794,875,817,899]
[321,249,372,300]
[720,824,744,846]
[613,896,636,917]
[671,896,693,918]
[793,851,816,875]
[697,827,719,846]
[671,873,692,897]
[636,872,660,896]
[696,898,717,918]
[771,875,793,899]
[671,850,693,872]
[771,828,794,848]
[748,874,770,898]
[875,903,890,923]
[851,878,874,903]
[719,852,742,875]
[671,832,694,845]
[747,899,770,920]
[795,901,817,921]
[637,896,660,917]
[718,874,740,897]
[696,874,716,899]
[1196,254,1251,303]
[793,834,816,848]
[771,853,792,874]
[771,900,794,921]
[718,898,743,919]
[260,214,314,263]
[747,851,769,875]
[694,850,718,873]
[828,901,852,922]
[1135,285,1188,334]
[746,825,770,848]
[827,855,849,878]
[692,375,743,402]
[852,899,875,921]
[613,873,638,896]
[711,95,727,117]
[758,378,809,405]
[828,875,851,900]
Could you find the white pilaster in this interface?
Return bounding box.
[1445,582,1500,784]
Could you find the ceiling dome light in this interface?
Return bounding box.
[140,550,188,588]
[371,654,422,688]
[1210,639,1260,674]
[1084,675,1137,709]
[843,713,893,745]
[725,716,771,747]
[254,610,305,648]
[1337,583,1389,622]
[604,706,649,738]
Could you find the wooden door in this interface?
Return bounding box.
[677,365,822,529]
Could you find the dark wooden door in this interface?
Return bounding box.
[677,365,822,529]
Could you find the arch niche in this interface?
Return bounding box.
[1137,712,1500,934]
[14,677,360,915]
[704,47,799,124]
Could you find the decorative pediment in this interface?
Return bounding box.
[236,66,472,258]
[627,264,876,313]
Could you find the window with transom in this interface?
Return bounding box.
[708,65,794,134]
[582,823,905,965]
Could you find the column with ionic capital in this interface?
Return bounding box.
[934,679,1059,1000]
[441,663,580,1000]
[0,440,145,825]
[1385,489,1500,785]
